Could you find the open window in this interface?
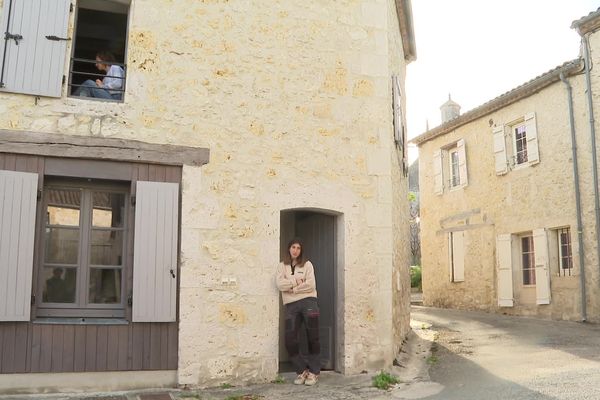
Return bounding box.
[68,0,130,101]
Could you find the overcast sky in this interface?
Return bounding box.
[405,0,599,150]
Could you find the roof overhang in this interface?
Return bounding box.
[395,0,417,62]
[411,59,583,146]
[571,8,600,35]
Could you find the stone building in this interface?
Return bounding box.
[413,8,600,323]
[0,0,416,394]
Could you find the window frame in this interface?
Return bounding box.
[557,227,573,277]
[448,148,461,189]
[36,178,130,318]
[520,234,536,286]
[67,0,131,103]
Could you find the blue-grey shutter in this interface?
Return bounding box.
[0,170,38,321]
[132,181,179,322]
[0,0,71,97]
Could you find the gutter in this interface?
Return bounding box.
[580,31,600,297]
[559,72,587,322]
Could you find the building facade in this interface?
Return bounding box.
[0,0,415,394]
[413,9,600,323]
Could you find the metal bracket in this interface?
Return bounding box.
[45,35,70,42]
[5,32,23,45]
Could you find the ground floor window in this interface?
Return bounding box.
[558,228,573,276]
[38,180,128,318]
[521,235,535,285]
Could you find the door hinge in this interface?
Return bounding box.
[31,294,35,305]
[127,294,133,306]
[130,195,136,206]
[70,3,74,12]
[37,189,42,201]
[62,75,66,85]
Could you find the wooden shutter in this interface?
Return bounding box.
[451,231,465,282]
[457,139,468,187]
[0,0,71,97]
[533,228,551,305]
[433,149,443,195]
[525,112,540,165]
[493,125,508,175]
[132,181,179,322]
[496,234,513,307]
[0,170,38,321]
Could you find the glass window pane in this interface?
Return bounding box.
[89,268,122,304]
[47,189,81,226]
[44,227,79,264]
[90,230,123,265]
[42,267,76,303]
[93,192,126,228]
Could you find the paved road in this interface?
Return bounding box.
[409,306,600,400]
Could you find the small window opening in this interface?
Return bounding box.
[521,235,535,285]
[69,0,129,102]
[558,228,573,276]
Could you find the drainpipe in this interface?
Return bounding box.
[560,71,587,322]
[581,33,600,299]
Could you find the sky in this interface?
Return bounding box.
[405,0,600,161]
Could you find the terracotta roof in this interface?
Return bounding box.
[411,59,583,146]
[571,8,600,33]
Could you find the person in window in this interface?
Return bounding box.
[275,238,321,386]
[44,267,69,303]
[74,51,124,100]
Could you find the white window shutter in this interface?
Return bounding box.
[533,228,551,305]
[0,0,71,97]
[433,149,443,195]
[132,181,179,322]
[493,125,508,175]
[0,170,38,321]
[451,231,465,282]
[457,139,468,187]
[496,234,513,307]
[525,112,540,165]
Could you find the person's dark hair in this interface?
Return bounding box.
[283,237,305,266]
[96,51,116,63]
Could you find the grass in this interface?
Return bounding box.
[271,375,286,384]
[372,371,400,390]
[426,355,439,364]
[221,383,234,389]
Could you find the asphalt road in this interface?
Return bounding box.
[410,306,600,400]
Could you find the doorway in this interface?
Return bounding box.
[279,209,339,372]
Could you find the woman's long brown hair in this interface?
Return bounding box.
[282,237,305,267]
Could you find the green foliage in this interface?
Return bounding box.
[372,371,400,390]
[410,265,422,290]
[408,191,417,202]
[271,375,286,384]
[221,383,234,389]
[426,355,439,365]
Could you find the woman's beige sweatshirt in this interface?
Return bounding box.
[275,260,318,305]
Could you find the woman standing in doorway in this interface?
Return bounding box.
[276,238,321,386]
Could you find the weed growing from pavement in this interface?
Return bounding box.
[225,395,263,400]
[426,355,439,364]
[271,375,286,384]
[372,371,400,390]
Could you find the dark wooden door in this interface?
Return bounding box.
[295,213,335,370]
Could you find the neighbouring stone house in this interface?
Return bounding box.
[0,0,416,394]
[412,8,600,323]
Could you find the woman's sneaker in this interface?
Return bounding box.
[304,372,319,386]
[294,370,309,385]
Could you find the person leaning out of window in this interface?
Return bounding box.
[276,238,321,386]
[74,51,124,100]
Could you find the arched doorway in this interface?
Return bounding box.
[279,209,342,372]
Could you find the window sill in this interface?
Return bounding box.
[33,317,129,325]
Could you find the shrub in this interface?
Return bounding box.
[372,371,400,390]
[410,265,422,290]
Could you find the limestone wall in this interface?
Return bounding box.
[418,66,600,321]
[0,0,411,386]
